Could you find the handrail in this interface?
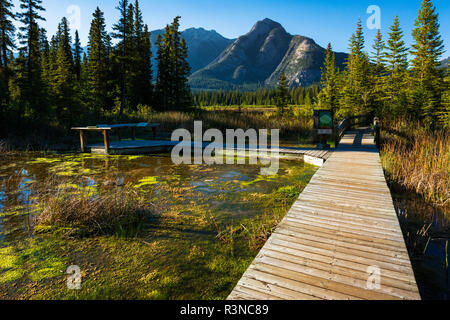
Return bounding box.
[334,113,373,147]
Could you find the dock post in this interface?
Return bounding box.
[79,131,86,153]
[103,130,110,154]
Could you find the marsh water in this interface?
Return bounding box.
[392,191,449,300]
[0,152,317,299]
[0,153,448,300]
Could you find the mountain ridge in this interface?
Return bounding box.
[150,27,234,76]
[189,18,348,89]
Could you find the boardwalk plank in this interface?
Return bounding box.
[228,129,420,300]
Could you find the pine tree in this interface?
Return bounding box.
[87,7,111,111]
[16,0,46,115]
[371,29,385,77]
[156,16,191,110]
[383,16,409,116]
[53,17,76,122]
[410,0,445,126]
[9,49,28,113]
[73,30,82,81]
[155,33,166,109]
[340,18,373,116]
[128,0,152,109]
[275,72,289,115]
[178,36,191,107]
[112,0,134,117]
[302,91,314,117]
[0,0,16,106]
[317,43,339,113]
[371,29,386,115]
[439,66,450,128]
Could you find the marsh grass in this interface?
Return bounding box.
[209,184,301,253]
[380,118,449,207]
[143,108,314,142]
[34,181,156,237]
[0,140,15,159]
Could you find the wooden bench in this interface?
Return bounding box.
[72,123,160,153]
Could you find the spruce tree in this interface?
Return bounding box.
[73,30,82,81]
[155,33,166,109]
[302,91,314,117]
[128,0,152,109]
[178,36,191,107]
[0,0,16,106]
[317,43,339,113]
[410,0,445,126]
[371,29,386,115]
[383,16,409,116]
[439,66,450,128]
[340,18,373,116]
[156,17,190,110]
[9,49,25,108]
[371,29,385,77]
[87,7,111,111]
[16,0,46,115]
[112,0,134,117]
[53,17,76,122]
[275,72,289,115]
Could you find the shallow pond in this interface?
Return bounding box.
[393,191,450,300]
[0,152,317,299]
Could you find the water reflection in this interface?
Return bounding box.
[394,193,449,300]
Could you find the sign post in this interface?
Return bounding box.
[313,110,333,150]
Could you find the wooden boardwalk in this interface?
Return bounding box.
[228,129,421,300]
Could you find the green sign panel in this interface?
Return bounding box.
[319,111,333,128]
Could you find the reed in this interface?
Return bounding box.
[34,183,155,237]
[143,108,313,141]
[380,118,449,207]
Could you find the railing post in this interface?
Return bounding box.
[373,117,380,149]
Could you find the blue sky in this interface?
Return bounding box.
[11,0,450,58]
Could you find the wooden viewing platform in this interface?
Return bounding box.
[228,128,421,300]
[72,123,332,163]
[76,136,332,164]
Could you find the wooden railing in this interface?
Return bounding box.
[334,113,373,147]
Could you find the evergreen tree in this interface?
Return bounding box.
[9,49,28,114]
[410,0,445,126]
[16,0,46,115]
[73,30,82,81]
[371,29,385,77]
[87,7,111,110]
[112,0,134,117]
[383,16,409,116]
[439,66,450,128]
[302,91,314,117]
[178,37,191,107]
[156,16,191,110]
[275,72,289,115]
[155,33,166,109]
[317,43,339,113]
[0,0,16,106]
[340,18,373,116]
[128,0,152,108]
[53,17,76,122]
[370,29,386,115]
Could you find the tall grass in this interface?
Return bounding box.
[141,108,314,141]
[34,183,155,237]
[380,118,449,207]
